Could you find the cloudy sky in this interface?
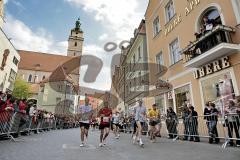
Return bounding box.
[3,0,148,91]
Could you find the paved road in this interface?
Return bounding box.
[0,128,239,160]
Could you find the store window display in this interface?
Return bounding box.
[201,72,235,114]
[174,85,192,117]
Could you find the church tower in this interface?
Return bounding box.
[67,18,84,57]
[0,0,4,28]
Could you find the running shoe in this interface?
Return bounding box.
[139,139,144,146]
[80,143,84,147]
[133,136,137,144]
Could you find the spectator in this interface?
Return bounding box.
[182,105,190,140]
[0,94,13,112]
[166,107,178,139]
[208,102,219,144]
[225,100,240,147]
[203,16,216,31]
[188,106,200,142]
[204,102,211,143]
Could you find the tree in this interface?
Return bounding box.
[12,77,31,99]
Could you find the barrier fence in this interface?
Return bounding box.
[0,111,78,141]
[116,114,239,148]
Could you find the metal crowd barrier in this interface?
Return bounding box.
[222,114,240,148]
[0,111,61,141]
[0,111,17,140]
[160,114,240,148]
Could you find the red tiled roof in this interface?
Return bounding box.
[18,50,79,75]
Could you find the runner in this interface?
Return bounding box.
[78,97,93,147]
[133,99,147,147]
[148,104,161,143]
[112,111,120,139]
[98,101,112,147]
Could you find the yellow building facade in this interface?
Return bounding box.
[145,0,240,116]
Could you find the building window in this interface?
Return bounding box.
[130,82,132,93]
[34,75,38,83]
[133,55,136,65]
[56,97,61,105]
[201,72,235,114]
[138,46,141,60]
[13,56,19,66]
[138,72,141,86]
[169,38,181,64]
[153,16,160,36]
[156,52,164,72]
[165,0,175,22]
[28,74,32,82]
[8,69,16,82]
[74,42,77,46]
[155,94,165,113]
[174,84,191,117]
[42,75,46,80]
[134,77,136,91]
[198,8,222,32]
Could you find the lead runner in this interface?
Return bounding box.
[78,96,93,147]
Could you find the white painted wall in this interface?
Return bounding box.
[0,28,20,92]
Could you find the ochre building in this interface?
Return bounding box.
[145,0,240,116]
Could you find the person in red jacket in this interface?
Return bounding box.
[0,95,14,112]
[98,101,112,147]
[18,99,27,114]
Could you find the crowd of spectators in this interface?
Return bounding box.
[0,91,78,138]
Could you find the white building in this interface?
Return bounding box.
[0,1,20,92]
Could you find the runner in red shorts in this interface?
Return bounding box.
[98,101,112,147]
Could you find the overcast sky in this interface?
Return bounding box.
[3,0,148,91]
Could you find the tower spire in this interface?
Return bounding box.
[67,18,84,57]
[75,17,82,31]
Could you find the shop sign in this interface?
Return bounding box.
[164,15,182,36]
[164,0,201,36]
[185,0,200,16]
[193,56,231,79]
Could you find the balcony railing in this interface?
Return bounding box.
[181,25,236,63]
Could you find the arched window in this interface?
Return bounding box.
[28,74,32,82]
[74,42,77,46]
[34,75,38,83]
[198,7,222,32]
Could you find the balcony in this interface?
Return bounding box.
[182,25,240,68]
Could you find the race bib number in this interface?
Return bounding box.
[103,117,109,123]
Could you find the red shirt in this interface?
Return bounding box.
[19,101,26,111]
[0,100,14,112]
[98,107,112,125]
